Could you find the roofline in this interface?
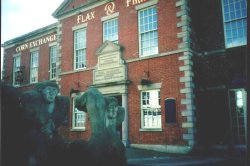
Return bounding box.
[52,0,71,18]
[2,22,58,47]
[52,0,106,19]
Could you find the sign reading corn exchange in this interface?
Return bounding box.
[15,34,56,53]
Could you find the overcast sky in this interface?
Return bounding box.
[1,0,64,73]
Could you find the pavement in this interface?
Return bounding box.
[125,147,247,166]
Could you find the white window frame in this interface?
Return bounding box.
[30,51,39,83]
[228,88,247,144]
[103,17,118,43]
[138,5,158,57]
[13,54,21,86]
[74,28,87,70]
[71,93,86,131]
[49,45,57,80]
[221,0,247,48]
[140,89,161,129]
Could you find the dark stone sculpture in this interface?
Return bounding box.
[2,83,126,166]
[19,81,69,166]
[75,87,127,166]
[1,83,25,166]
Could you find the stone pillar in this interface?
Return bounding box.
[56,21,62,94]
[122,93,129,147]
[176,0,196,147]
[2,51,7,82]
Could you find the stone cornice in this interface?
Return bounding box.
[53,0,106,20]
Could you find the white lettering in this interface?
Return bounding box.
[77,15,82,24]
[15,34,56,53]
[126,0,147,7]
[105,2,115,15]
[126,0,131,7]
[77,11,95,24]
[16,43,29,53]
[91,11,95,18]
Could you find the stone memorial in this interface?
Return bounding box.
[1,83,24,166]
[19,81,69,166]
[2,82,126,166]
[75,87,127,166]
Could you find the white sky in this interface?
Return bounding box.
[1,0,64,75]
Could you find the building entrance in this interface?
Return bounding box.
[228,89,247,145]
[115,95,123,140]
[106,95,123,140]
[196,89,229,146]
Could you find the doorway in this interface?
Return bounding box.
[106,95,123,139]
[228,89,247,145]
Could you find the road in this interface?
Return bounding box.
[126,148,247,166]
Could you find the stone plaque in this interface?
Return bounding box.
[98,53,120,70]
[94,41,127,85]
[94,66,126,84]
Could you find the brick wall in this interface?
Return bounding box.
[57,0,187,144]
[3,0,189,146]
[59,0,180,71]
[3,32,57,87]
[127,54,186,145]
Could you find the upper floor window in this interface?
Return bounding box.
[13,55,21,86]
[141,89,161,129]
[138,6,158,57]
[30,51,39,83]
[74,29,87,70]
[222,0,247,48]
[103,18,118,43]
[50,46,57,79]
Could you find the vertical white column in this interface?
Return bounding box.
[122,93,129,147]
[243,89,247,144]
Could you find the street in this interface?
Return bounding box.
[126,148,247,166]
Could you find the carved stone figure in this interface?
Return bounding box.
[20,81,69,166]
[75,87,127,166]
[75,87,106,137]
[105,96,125,136]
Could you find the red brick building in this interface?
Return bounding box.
[2,0,247,154]
[2,24,58,91]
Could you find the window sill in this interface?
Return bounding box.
[139,128,162,132]
[13,84,21,87]
[166,123,177,127]
[30,82,38,85]
[70,128,86,132]
[139,53,159,59]
[12,82,38,88]
[60,67,94,76]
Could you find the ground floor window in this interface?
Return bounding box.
[228,89,247,144]
[72,94,86,130]
[141,90,161,129]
